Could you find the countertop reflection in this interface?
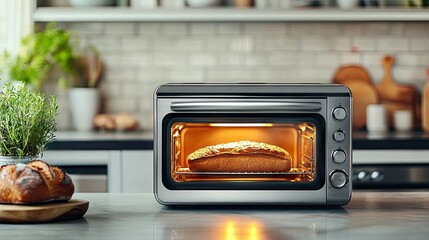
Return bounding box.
[1,191,429,240]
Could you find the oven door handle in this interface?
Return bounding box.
[170,101,322,112]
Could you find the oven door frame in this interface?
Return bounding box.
[162,113,325,191]
[155,97,332,204]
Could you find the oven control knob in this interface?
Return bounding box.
[333,130,345,142]
[330,170,348,188]
[332,149,346,164]
[332,107,347,120]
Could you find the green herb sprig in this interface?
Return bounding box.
[1,22,75,90]
[0,83,57,158]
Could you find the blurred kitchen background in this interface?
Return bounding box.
[0,0,429,129]
[1,0,429,192]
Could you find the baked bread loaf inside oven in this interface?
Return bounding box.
[0,160,74,204]
[187,141,292,172]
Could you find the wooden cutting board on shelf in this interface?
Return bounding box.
[333,65,372,84]
[344,80,379,129]
[0,199,89,223]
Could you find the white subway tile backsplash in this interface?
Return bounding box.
[353,37,376,51]
[340,23,364,37]
[104,68,136,82]
[410,39,429,51]
[217,23,242,35]
[161,23,188,35]
[252,69,297,82]
[390,66,427,86]
[150,53,188,66]
[100,53,121,69]
[396,53,429,67]
[244,54,268,66]
[218,54,242,66]
[122,83,146,96]
[105,97,138,113]
[244,23,287,34]
[339,52,361,64]
[255,38,300,50]
[100,83,122,97]
[70,23,104,35]
[300,38,331,51]
[315,53,340,67]
[121,38,150,51]
[88,36,120,52]
[365,23,390,36]
[190,23,217,35]
[136,68,165,82]
[376,38,408,51]
[118,53,150,67]
[403,23,429,36]
[299,68,333,83]
[290,23,340,36]
[332,37,352,51]
[204,37,229,51]
[268,53,296,66]
[105,23,136,35]
[138,23,162,35]
[229,36,255,52]
[206,68,254,81]
[189,53,217,66]
[49,22,429,130]
[362,52,384,66]
[152,38,204,51]
[163,68,205,82]
[389,23,404,36]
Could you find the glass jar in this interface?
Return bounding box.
[0,156,35,166]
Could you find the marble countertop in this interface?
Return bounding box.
[2,191,429,240]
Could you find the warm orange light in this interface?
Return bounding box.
[248,222,262,240]
[225,221,236,240]
[222,221,264,240]
[209,123,273,127]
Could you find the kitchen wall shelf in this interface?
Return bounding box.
[33,7,429,22]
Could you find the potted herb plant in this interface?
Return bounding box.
[1,23,103,131]
[67,45,103,131]
[0,82,57,166]
[1,22,75,90]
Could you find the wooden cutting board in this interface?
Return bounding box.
[344,80,379,129]
[333,65,372,84]
[0,199,89,223]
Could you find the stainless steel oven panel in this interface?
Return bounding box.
[155,189,326,205]
[153,84,352,205]
[326,97,352,205]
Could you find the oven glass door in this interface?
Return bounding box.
[162,113,325,190]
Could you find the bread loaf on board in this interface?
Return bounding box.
[0,160,74,204]
[187,141,292,172]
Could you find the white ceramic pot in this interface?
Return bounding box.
[186,0,221,7]
[337,0,359,9]
[69,88,100,131]
[69,0,115,6]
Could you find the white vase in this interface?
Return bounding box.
[337,0,359,9]
[69,88,100,131]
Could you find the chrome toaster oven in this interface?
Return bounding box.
[154,84,352,205]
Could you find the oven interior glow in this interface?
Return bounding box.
[170,122,317,183]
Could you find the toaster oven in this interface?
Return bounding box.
[154,84,352,205]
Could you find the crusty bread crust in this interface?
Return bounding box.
[0,160,74,204]
[187,141,292,172]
